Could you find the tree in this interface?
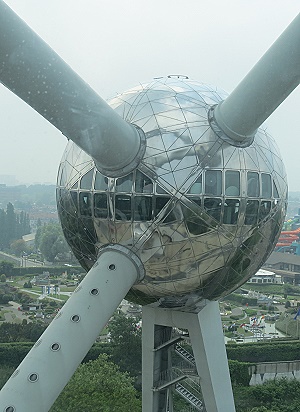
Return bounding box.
[36,223,69,262]
[0,274,6,283]
[0,261,14,276]
[50,354,141,412]
[0,294,11,304]
[10,239,28,257]
[234,378,300,412]
[0,203,31,250]
[108,312,142,384]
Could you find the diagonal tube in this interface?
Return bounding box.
[212,13,300,146]
[0,0,145,177]
[0,245,144,412]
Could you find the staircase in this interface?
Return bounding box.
[175,382,204,411]
[175,343,196,366]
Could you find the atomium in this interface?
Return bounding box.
[1,3,298,411]
[57,76,287,308]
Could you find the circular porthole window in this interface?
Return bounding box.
[5,406,15,412]
[71,314,80,323]
[28,373,39,383]
[51,343,61,351]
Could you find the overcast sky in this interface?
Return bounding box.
[0,1,299,190]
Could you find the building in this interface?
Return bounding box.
[263,251,300,284]
[247,268,282,285]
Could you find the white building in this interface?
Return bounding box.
[247,268,282,285]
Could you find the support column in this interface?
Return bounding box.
[142,301,235,412]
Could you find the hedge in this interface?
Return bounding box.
[0,342,111,368]
[228,360,253,386]
[226,341,300,363]
[10,266,83,276]
[223,293,257,306]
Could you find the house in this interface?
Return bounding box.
[263,251,300,284]
[247,268,282,285]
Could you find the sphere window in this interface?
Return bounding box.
[261,173,272,198]
[203,198,222,222]
[183,205,210,236]
[273,180,280,198]
[135,171,153,193]
[189,197,201,207]
[115,195,132,221]
[225,171,240,196]
[115,174,133,193]
[134,196,153,221]
[188,175,202,194]
[80,169,94,189]
[94,193,108,218]
[259,200,271,221]
[205,170,222,196]
[79,192,92,216]
[154,196,177,223]
[156,185,168,194]
[245,200,259,225]
[70,191,78,208]
[223,199,240,225]
[59,165,67,186]
[94,172,108,191]
[247,172,260,197]
[5,407,15,412]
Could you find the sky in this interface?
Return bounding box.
[0,1,299,189]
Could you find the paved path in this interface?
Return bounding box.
[2,301,30,323]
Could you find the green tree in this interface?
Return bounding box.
[108,312,142,384]
[0,261,14,276]
[10,239,28,257]
[50,354,141,412]
[0,204,31,250]
[5,202,16,247]
[0,274,6,283]
[234,378,300,412]
[36,223,69,262]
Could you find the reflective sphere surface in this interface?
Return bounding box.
[57,77,287,307]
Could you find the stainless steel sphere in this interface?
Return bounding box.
[57,76,287,307]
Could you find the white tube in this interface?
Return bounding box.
[213,13,300,144]
[0,245,143,412]
[0,1,146,177]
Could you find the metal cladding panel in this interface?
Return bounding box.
[57,77,287,308]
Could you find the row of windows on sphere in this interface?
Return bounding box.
[61,168,280,199]
[59,189,279,228]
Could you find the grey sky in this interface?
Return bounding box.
[0,1,299,190]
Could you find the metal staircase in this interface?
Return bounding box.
[175,343,196,366]
[175,382,204,411]
[150,328,205,411]
[173,341,205,411]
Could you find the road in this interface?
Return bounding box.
[2,301,30,323]
[0,251,44,267]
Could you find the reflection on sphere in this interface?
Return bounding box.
[57,77,287,307]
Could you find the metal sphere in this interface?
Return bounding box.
[57,76,287,307]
